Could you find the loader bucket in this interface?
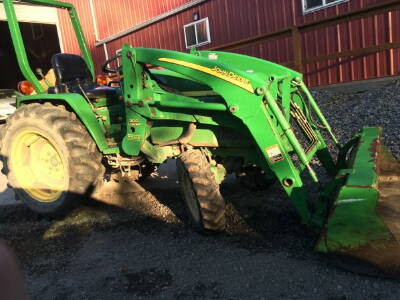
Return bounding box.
[316,127,400,278]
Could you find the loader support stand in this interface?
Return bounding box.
[243,111,313,224]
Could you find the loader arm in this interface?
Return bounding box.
[118,45,339,223]
[118,45,400,277]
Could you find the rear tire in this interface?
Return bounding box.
[0,103,104,217]
[176,149,226,232]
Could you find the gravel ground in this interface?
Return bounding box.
[313,80,400,161]
[0,81,400,299]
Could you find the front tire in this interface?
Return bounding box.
[0,103,104,216]
[176,150,226,232]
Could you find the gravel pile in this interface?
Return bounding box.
[312,80,400,162]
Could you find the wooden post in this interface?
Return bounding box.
[292,27,303,73]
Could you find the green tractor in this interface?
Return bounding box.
[2,0,400,277]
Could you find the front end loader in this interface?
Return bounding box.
[1,0,400,277]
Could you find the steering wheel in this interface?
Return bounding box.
[101,53,122,74]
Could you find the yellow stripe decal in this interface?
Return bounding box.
[158,57,254,93]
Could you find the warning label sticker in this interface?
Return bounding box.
[266,145,284,163]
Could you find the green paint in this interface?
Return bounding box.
[316,127,391,252]
[158,99,227,111]
[17,93,110,151]
[210,164,227,184]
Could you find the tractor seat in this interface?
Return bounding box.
[49,53,117,98]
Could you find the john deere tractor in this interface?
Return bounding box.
[2,0,400,277]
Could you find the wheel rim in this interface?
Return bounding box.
[10,130,67,202]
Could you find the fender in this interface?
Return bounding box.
[16,93,109,152]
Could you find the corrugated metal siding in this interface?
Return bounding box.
[58,0,192,73]
[295,0,400,85]
[57,0,400,86]
[94,0,191,40]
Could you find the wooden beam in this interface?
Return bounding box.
[304,41,400,64]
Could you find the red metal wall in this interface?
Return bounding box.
[57,0,104,73]
[58,0,400,86]
[94,0,191,40]
[58,0,192,73]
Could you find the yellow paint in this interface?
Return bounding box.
[127,134,141,140]
[11,130,67,202]
[158,58,254,93]
[128,119,141,126]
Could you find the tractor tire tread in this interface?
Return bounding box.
[178,149,226,232]
[0,103,104,216]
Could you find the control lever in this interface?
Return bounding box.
[35,68,51,88]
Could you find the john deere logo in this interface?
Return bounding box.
[211,66,251,87]
[158,57,254,93]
